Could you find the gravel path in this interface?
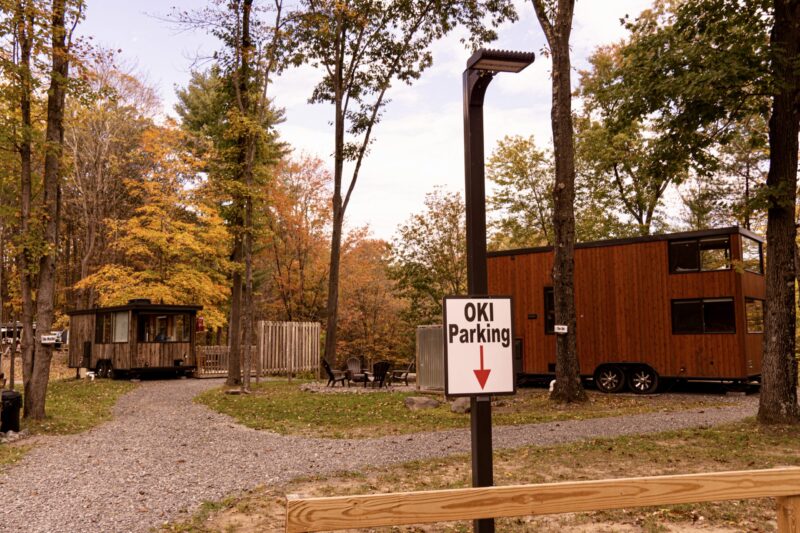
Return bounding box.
[0,379,758,533]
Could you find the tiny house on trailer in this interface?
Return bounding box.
[487,227,765,393]
[67,299,203,378]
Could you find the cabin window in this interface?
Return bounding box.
[137,313,192,343]
[544,287,555,335]
[742,237,763,274]
[746,299,764,333]
[671,298,735,334]
[95,311,128,344]
[669,237,731,273]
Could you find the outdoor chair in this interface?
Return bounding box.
[390,361,415,386]
[322,359,348,387]
[365,360,391,388]
[346,357,368,386]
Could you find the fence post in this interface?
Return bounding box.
[778,496,800,533]
[256,321,263,383]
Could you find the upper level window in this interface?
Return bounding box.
[672,298,735,334]
[669,237,731,273]
[95,311,129,344]
[742,237,764,274]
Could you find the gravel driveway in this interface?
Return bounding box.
[0,379,758,533]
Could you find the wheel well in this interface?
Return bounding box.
[594,363,657,376]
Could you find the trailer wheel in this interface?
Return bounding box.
[95,361,108,379]
[594,365,626,393]
[628,366,659,394]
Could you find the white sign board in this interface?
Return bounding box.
[444,296,515,396]
[40,334,59,345]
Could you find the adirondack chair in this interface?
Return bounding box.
[390,361,415,386]
[322,359,348,387]
[365,360,391,388]
[346,357,368,386]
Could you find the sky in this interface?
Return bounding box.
[78,0,656,241]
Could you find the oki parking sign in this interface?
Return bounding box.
[443,296,515,396]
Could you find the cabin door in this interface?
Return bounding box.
[81,341,91,369]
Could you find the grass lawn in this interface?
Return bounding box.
[0,378,137,468]
[195,380,731,439]
[163,419,800,532]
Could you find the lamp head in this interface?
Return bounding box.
[466,48,535,73]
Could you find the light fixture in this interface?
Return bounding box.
[466,48,536,73]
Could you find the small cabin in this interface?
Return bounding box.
[487,226,765,393]
[67,299,203,378]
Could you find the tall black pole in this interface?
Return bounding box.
[463,67,495,533]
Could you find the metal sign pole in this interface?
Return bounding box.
[463,65,495,533]
[462,49,534,533]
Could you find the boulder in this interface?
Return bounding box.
[404,396,440,411]
[450,397,471,414]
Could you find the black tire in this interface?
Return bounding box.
[628,366,659,394]
[95,361,107,379]
[594,365,626,393]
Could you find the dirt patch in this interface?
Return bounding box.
[165,420,793,533]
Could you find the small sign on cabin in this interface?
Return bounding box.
[443,296,515,397]
[40,333,59,345]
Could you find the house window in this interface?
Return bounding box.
[95,311,128,344]
[137,313,191,342]
[672,298,735,334]
[669,237,731,273]
[742,237,764,274]
[544,287,555,335]
[746,299,764,333]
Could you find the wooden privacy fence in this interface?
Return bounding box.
[285,467,800,532]
[257,321,320,376]
[197,321,320,377]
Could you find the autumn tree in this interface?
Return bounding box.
[76,123,231,328]
[338,235,405,364]
[532,0,586,403]
[290,0,516,365]
[174,0,285,389]
[389,189,467,347]
[0,0,84,418]
[258,154,330,322]
[62,52,159,308]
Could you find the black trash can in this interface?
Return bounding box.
[1,390,22,433]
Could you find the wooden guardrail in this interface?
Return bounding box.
[285,468,800,532]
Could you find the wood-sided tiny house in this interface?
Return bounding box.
[487,227,765,393]
[67,299,203,378]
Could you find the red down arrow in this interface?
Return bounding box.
[474,345,491,389]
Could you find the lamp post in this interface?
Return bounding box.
[463,48,534,533]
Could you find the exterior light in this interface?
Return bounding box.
[466,48,536,73]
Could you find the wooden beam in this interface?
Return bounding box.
[778,495,800,533]
[285,468,800,533]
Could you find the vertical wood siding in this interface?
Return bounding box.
[488,234,765,379]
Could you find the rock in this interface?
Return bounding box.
[404,396,440,411]
[450,397,471,414]
[224,389,242,395]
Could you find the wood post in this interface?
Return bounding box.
[778,496,800,533]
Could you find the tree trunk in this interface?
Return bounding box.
[533,0,586,403]
[15,0,36,412]
[323,43,346,367]
[758,0,800,425]
[228,236,243,386]
[26,0,70,419]
[324,199,343,366]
